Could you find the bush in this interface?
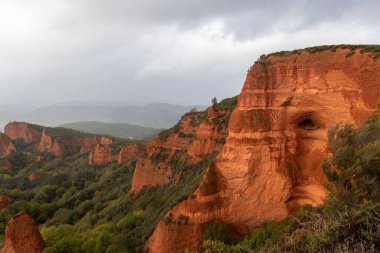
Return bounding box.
[48,208,73,225]
[204,220,236,245]
[43,235,82,253]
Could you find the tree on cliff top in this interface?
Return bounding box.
[212,97,218,109]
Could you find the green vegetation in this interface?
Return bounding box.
[60,121,162,140]
[265,44,380,60]
[44,127,94,139]
[216,96,238,110]
[0,96,240,252]
[158,123,180,141]
[158,96,238,142]
[202,113,380,252]
[0,106,228,252]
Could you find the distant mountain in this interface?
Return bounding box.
[60,121,162,140]
[0,103,206,129]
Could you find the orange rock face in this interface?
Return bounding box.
[100,136,113,145]
[37,130,63,156]
[79,137,98,154]
[0,133,15,155]
[4,122,42,143]
[88,144,114,165]
[5,142,16,155]
[146,48,380,252]
[0,212,45,253]
[130,106,233,193]
[118,144,143,164]
[80,136,113,154]
[0,195,12,210]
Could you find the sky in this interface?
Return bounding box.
[0,0,379,108]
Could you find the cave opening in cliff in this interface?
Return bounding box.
[298,119,318,130]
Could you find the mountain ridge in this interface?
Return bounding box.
[59,121,162,140]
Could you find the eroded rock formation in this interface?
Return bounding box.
[37,130,63,156]
[0,195,12,210]
[0,133,15,155]
[118,144,144,164]
[80,136,113,154]
[88,144,114,165]
[4,122,43,143]
[146,47,380,252]
[130,103,234,193]
[0,212,45,253]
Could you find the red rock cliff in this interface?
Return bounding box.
[0,212,45,253]
[4,122,42,143]
[37,130,63,156]
[88,144,114,165]
[130,104,234,193]
[0,133,15,155]
[118,144,144,164]
[80,136,113,154]
[146,47,380,252]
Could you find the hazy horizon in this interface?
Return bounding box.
[1,0,379,107]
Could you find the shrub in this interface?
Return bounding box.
[204,220,236,245]
[43,235,82,253]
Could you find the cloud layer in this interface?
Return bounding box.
[0,0,379,107]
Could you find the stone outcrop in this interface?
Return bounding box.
[0,195,12,210]
[146,47,380,252]
[80,136,113,154]
[88,144,114,165]
[5,142,16,155]
[79,137,98,154]
[37,130,63,156]
[35,128,114,158]
[4,122,42,143]
[0,133,16,155]
[3,121,115,157]
[99,136,113,145]
[27,172,41,182]
[130,103,234,193]
[0,212,45,253]
[118,144,144,164]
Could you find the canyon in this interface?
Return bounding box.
[0,45,379,253]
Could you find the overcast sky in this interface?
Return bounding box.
[0,0,379,108]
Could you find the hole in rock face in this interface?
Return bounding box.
[298,119,319,130]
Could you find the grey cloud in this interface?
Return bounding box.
[0,0,379,108]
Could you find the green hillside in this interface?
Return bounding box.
[0,101,231,253]
[59,121,162,140]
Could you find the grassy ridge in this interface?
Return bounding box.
[265,44,380,60]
